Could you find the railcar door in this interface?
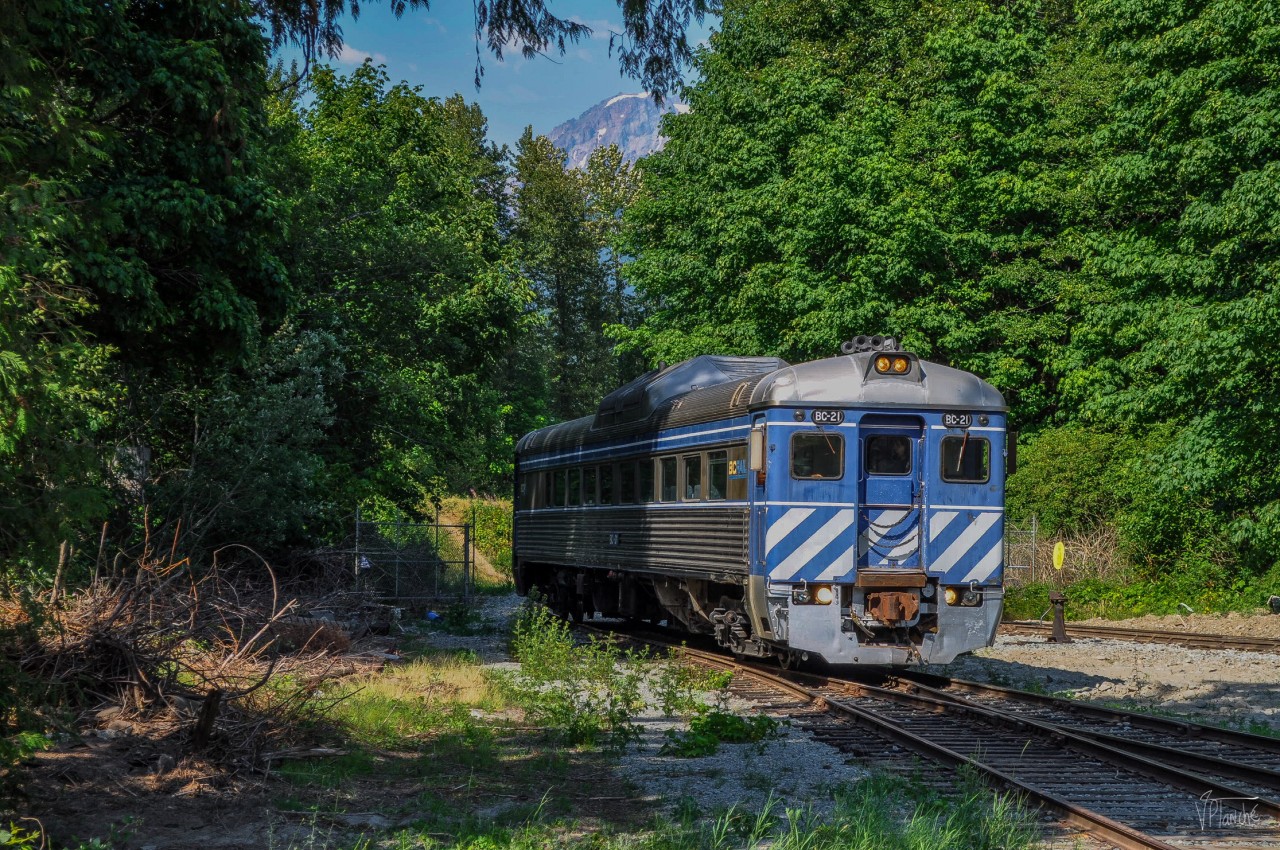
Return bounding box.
[759,415,856,584]
[857,415,924,569]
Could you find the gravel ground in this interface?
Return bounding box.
[424,595,864,818]
[426,595,1280,823]
[930,631,1280,732]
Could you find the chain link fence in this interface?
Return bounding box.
[354,510,472,607]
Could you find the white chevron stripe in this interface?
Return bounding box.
[771,510,855,580]
[765,508,814,555]
[929,512,1000,573]
[930,511,959,542]
[886,529,920,560]
[814,545,857,580]
[961,540,1004,583]
[859,510,918,561]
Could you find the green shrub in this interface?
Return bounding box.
[660,709,781,757]
[499,600,646,750]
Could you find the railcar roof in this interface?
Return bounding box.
[516,352,1005,455]
[752,352,1006,410]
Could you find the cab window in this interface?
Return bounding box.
[865,435,911,476]
[792,433,843,479]
[941,435,990,483]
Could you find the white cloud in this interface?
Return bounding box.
[337,44,388,65]
[423,17,447,34]
[569,17,623,40]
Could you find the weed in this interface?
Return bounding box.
[659,710,781,757]
[498,600,646,751]
[650,656,733,716]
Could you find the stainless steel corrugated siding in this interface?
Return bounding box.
[516,506,749,578]
[516,377,767,456]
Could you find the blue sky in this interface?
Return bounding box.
[276,1,715,149]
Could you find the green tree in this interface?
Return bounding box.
[1,0,288,566]
[620,0,1104,425]
[1061,0,1280,571]
[512,135,643,422]
[284,63,530,509]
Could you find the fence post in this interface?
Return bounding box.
[1030,514,1038,581]
[354,504,361,582]
[463,523,472,600]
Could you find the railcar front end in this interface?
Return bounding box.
[513,339,1008,666]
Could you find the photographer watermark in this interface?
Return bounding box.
[1195,791,1263,830]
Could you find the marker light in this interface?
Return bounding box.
[813,585,835,605]
[943,587,958,605]
[873,355,912,375]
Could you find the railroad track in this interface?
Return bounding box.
[583,624,1280,849]
[886,669,1280,798]
[1001,620,1280,654]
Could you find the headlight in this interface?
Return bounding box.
[943,587,982,606]
[875,355,891,373]
[792,584,834,605]
[892,357,909,373]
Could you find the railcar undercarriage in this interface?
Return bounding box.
[522,563,772,657]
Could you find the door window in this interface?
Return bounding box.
[865,435,912,475]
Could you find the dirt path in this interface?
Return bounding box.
[438,509,507,586]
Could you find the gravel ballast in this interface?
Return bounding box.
[431,594,1280,822]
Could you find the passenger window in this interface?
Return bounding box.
[792,433,844,479]
[941,435,990,483]
[620,462,636,504]
[865,435,911,476]
[639,460,655,502]
[518,474,533,510]
[708,450,728,500]
[567,468,582,506]
[583,467,598,506]
[683,454,703,500]
[727,446,748,500]
[660,457,678,502]
[599,465,614,505]
[552,470,566,507]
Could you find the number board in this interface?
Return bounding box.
[942,412,972,429]
[811,409,845,425]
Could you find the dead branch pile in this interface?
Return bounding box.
[10,536,395,772]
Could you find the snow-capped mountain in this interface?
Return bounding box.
[547,92,689,169]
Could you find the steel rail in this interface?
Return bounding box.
[682,647,1195,850]
[580,625,1184,850]
[887,670,1280,794]
[1002,620,1280,654]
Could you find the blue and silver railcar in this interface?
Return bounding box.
[513,338,1008,665]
